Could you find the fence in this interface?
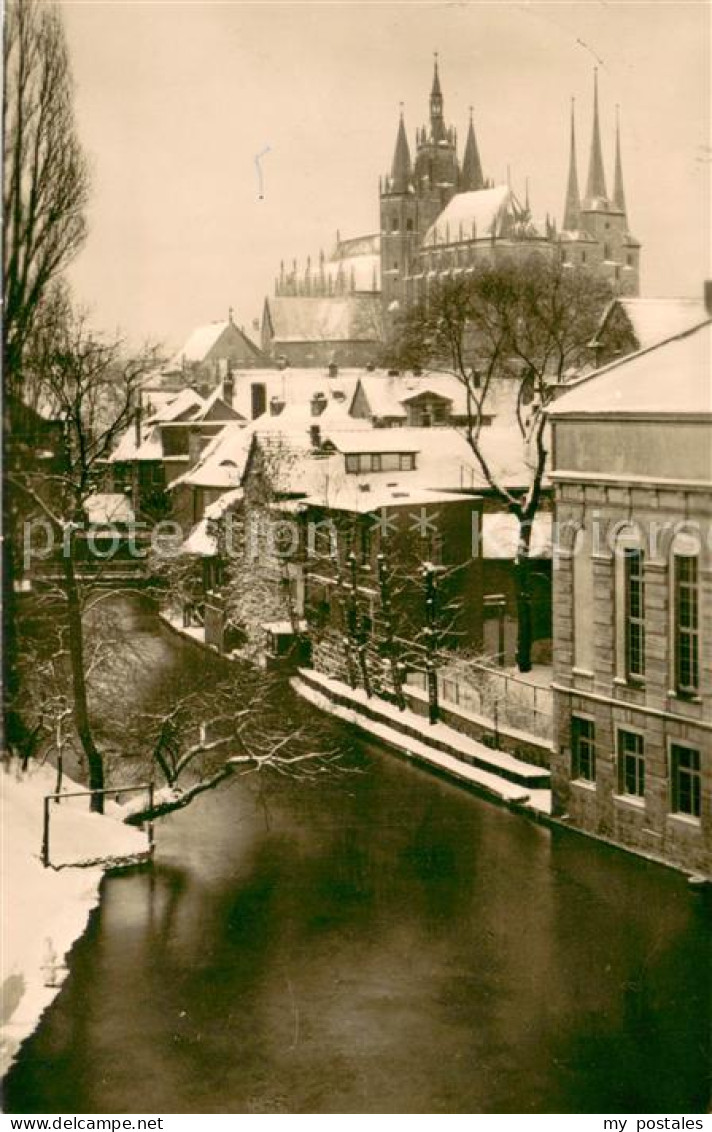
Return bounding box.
[405,657,553,741]
[41,783,154,868]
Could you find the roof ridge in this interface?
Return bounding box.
[552,316,711,399]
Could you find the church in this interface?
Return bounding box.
[261,60,641,364]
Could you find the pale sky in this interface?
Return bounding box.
[61,0,711,354]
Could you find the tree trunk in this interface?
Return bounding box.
[62,531,105,812]
[514,517,534,674]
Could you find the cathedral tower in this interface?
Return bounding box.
[380,108,420,311]
[577,70,640,295]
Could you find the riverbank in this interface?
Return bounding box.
[1,760,149,1078]
[292,668,552,817]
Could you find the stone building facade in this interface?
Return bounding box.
[549,318,712,878]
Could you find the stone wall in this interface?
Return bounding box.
[551,475,712,878]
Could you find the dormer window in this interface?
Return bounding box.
[344,451,417,474]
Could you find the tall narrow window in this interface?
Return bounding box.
[618,730,645,798]
[670,744,701,818]
[674,554,699,695]
[625,548,645,681]
[572,716,596,782]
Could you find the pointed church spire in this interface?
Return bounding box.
[461,107,484,191]
[563,98,582,231]
[430,52,446,141]
[431,52,442,99]
[585,68,608,204]
[390,105,412,192]
[612,104,627,215]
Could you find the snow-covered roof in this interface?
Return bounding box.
[325,430,421,454]
[609,297,709,352]
[332,233,380,259]
[172,321,230,365]
[145,387,205,424]
[110,424,163,463]
[266,295,382,342]
[169,423,251,489]
[549,319,712,418]
[321,254,380,292]
[422,185,512,246]
[83,493,135,525]
[481,512,552,559]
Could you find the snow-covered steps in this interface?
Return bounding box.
[292,669,552,814]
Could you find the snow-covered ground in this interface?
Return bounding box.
[292,669,552,816]
[1,760,150,1078]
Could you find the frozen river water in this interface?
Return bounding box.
[5,598,711,1113]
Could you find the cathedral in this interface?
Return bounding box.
[262,60,640,365]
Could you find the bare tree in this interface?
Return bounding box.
[123,668,345,825]
[388,255,611,671]
[7,292,157,808]
[3,0,90,389]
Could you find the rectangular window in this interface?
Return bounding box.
[671,744,701,818]
[399,453,416,471]
[674,555,699,695]
[251,383,267,420]
[581,251,587,264]
[345,454,359,474]
[369,453,382,472]
[392,217,399,232]
[625,548,645,681]
[572,717,596,782]
[618,730,645,798]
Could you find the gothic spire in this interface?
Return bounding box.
[430,52,446,141]
[461,107,484,191]
[563,98,582,231]
[585,68,608,204]
[612,105,627,215]
[390,105,412,192]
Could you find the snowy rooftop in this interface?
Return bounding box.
[83,493,135,525]
[612,297,709,351]
[170,321,230,365]
[266,295,382,343]
[422,185,511,246]
[549,319,712,418]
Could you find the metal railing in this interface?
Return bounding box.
[405,657,553,741]
[42,783,155,868]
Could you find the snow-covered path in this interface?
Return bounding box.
[1,761,149,1078]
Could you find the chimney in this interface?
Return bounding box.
[705,280,712,317]
[328,361,338,378]
[276,355,289,371]
[270,395,285,417]
[311,392,327,417]
[222,370,234,408]
[309,424,321,449]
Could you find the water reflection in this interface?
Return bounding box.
[5,599,711,1113]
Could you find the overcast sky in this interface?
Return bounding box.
[61,0,710,353]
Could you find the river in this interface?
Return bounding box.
[4,598,711,1114]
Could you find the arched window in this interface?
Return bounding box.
[671,532,700,696]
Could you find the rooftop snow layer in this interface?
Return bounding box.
[549,320,712,417]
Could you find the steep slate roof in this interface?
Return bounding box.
[549,320,712,418]
[600,297,710,353]
[169,422,251,489]
[169,320,264,369]
[265,295,382,343]
[423,185,515,245]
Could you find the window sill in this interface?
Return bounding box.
[571,668,595,679]
[613,793,646,811]
[571,778,596,791]
[613,677,646,691]
[667,812,701,829]
[667,690,702,706]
